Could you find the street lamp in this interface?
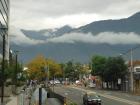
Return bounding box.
[14,50,19,87]
[10,50,20,94]
[120,49,134,93]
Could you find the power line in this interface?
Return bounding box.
[121,45,140,55]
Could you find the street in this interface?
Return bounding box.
[53,85,140,105]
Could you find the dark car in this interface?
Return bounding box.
[83,93,101,105]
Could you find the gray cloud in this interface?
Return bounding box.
[9,26,44,46]
[47,32,140,45]
[11,0,140,16]
[11,0,140,30]
[9,27,140,45]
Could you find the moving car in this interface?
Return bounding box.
[83,93,101,105]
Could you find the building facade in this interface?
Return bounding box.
[128,61,140,94]
[133,66,140,94]
[0,0,10,61]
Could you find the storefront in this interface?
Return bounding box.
[134,73,140,94]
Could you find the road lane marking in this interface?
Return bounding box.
[71,86,140,105]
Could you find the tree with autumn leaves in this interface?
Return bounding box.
[27,55,62,81]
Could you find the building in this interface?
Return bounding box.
[0,0,10,61]
[128,60,140,94]
[133,66,140,94]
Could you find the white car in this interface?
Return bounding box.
[49,80,55,85]
[54,80,61,84]
[89,82,96,88]
[75,80,82,86]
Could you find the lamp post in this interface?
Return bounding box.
[120,48,134,93]
[130,49,134,93]
[10,50,19,94]
[14,50,19,87]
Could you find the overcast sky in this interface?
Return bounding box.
[10,0,140,30]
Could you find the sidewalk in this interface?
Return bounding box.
[5,86,24,105]
[6,95,17,105]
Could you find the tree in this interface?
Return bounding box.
[64,61,76,81]
[0,60,23,86]
[91,55,127,90]
[27,55,47,80]
[104,56,127,89]
[64,61,88,81]
[46,59,62,79]
[59,63,66,80]
[27,55,62,80]
[74,62,83,79]
[91,55,107,78]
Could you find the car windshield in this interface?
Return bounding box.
[88,94,99,99]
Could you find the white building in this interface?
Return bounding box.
[128,61,140,94]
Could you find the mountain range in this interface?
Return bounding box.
[11,12,140,63]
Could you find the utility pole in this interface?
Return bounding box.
[53,75,55,92]
[1,32,6,105]
[46,64,50,87]
[130,49,134,93]
[15,51,19,86]
[63,65,65,82]
[48,64,50,83]
[39,87,42,105]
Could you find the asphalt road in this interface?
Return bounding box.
[54,86,140,105]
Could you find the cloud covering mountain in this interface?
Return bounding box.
[10,26,44,46]
[10,12,140,45]
[47,32,140,45]
[10,12,140,63]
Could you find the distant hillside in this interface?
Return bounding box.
[22,12,140,41]
[22,25,73,40]
[75,12,140,34]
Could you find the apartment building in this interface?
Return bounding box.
[0,0,10,61]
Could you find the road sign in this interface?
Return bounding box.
[118,78,121,84]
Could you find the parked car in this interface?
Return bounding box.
[49,80,61,85]
[88,82,96,88]
[54,80,61,84]
[75,80,82,86]
[62,80,70,85]
[83,93,101,105]
[49,80,55,85]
